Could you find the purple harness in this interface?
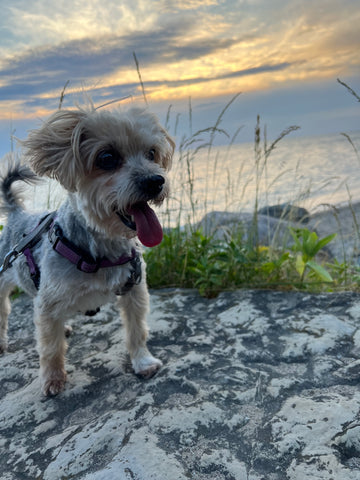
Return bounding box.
[4,212,141,292]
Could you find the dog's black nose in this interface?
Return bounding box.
[139,175,165,199]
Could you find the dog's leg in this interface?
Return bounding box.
[119,281,162,378]
[0,273,15,354]
[0,285,12,354]
[34,300,68,396]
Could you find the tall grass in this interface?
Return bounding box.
[158,97,308,234]
[145,79,360,296]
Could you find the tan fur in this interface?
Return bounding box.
[0,105,175,396]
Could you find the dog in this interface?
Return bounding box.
[0,105,175,396]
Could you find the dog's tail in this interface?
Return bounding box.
[0,155,40,214]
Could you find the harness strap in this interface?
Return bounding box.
[19,212,57,253]
[22,212,57,289]
[48,222,138,273]
[0,211,56,274]
[23,248,41,289]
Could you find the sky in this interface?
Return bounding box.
[0,0,359,156]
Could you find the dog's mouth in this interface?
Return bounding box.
[117,212,136,231]
[116,202,163,247]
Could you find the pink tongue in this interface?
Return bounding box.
[128,203,163,247]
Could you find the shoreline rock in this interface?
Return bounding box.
[1,289,360,479]
[196,202,360,263]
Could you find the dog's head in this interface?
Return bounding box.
[23,107,175,246]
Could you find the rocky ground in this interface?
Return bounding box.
[1,288,360,480]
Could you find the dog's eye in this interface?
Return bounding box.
[147,149,156,162]
[96,150,122,171]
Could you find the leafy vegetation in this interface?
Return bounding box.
[290,228,336,283]
[145,225,360,298]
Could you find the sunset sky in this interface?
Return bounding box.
[0,0,359,155]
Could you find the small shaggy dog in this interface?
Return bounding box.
[0,105,175,396]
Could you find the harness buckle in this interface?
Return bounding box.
[48,223,61,249]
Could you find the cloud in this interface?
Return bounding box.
[3,0,160,49]
[0,18,240,106]
[0,0,359,123]
[0,29,294,113]
[140,62,294,89]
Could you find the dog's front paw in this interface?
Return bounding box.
[64,324,73,337]
[0,339,8,354]
[132,349,162,379]
[41,369,67,396]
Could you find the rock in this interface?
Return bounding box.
[258,203,310,223]
[307,202,360,263]
[195,210,244,236]
[197,201,360,263]
[1,289,360,479]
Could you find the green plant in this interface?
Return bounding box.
[10,286,23,301]
[144,228,214,292]
[289,227,336,283]
[144,224,341,298]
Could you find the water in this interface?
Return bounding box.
[164,130,360,226]
[24,131,360,227]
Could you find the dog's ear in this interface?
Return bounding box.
[161,129,175,170]
[23,109,87,192]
